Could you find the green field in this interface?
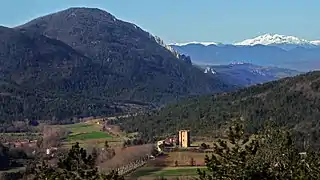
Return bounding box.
[130,166,207,178]
[54,122,118,146]
[67,131,112,141]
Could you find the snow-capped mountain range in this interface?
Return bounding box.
[171,41,220,46]
[153,34,304,87]
[171,33,320,49]
[234,34,320,47]
[169,34,320,71]
[311,40,320,45]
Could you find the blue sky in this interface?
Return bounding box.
[0,0,319,44]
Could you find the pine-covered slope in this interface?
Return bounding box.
[0,26,126,123]
[120,71,320,141]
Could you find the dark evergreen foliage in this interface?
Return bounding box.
[197,121,320,179]
[120,71,320,147]
[0,143,30,171]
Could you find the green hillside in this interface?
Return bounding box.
[120,71,320,146]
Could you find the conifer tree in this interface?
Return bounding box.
[197,120,320,180]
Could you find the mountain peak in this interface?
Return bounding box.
[234,33,312,46]
[14,6,235,106]
[169,41,218,46]
[16,7,118,30]
[60,7,114,15]
[170,34,320,48]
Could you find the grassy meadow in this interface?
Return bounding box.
[129,166,207,179]
[53,121,124,148]
[1,117,212,180]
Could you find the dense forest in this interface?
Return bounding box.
[197,121,320,180]
[120,71,320,147]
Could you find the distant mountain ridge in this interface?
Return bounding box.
[170,34,320,49]
[198,63,301,87]
[170,35,320,71]
[120,71,320,146]
[234,34,319,47]
[170,41,221,46]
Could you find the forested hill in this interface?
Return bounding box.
[120,71,320,140]
[0,26,114,123]
[0,8,236,124]
[16,7,235,104]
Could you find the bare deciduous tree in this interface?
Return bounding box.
[42,126,68,148]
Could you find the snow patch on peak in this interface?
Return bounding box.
[169,42,218,46]
[230,62,247,65]
[204,67,216,74]
[251,69,267,76]
[234,34,312,46]
[152,36,181,58]
[311,40,320,45]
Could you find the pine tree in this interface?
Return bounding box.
[174,160,178,167]
[190,157,195,166]
[104,140,115,160]
[198,120,261,179]
[197,120,320,180]
[104,140,110,149]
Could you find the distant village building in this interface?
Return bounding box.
[164,137,177,145]
[46,148,51,155]
[178,130,190,148]
[46,147,58,156]
[156,140,164,152]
